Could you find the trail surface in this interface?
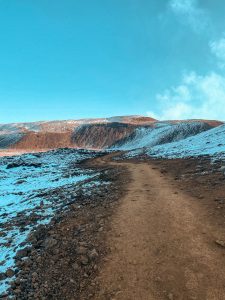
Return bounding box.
[93,155,225,300]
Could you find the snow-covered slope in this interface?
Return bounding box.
[0,133,24,149]
[146,124,225,159]
[112,121,212,150]
[123,124,225,160]
[0,125,25,149]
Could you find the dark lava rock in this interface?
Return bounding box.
[15,179,26,185]
[7,161,41,169]
[15,247,30,259]
[0,272,6,281]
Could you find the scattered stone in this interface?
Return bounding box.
[7,161,42,169]
[15,247,30,259]
[0,260,6,266]
[215,240,225,248]
[15,179,26,185]
[80,255,89,266]
[0,272,6,281]
[44,238,58,249]
[72,263,80,271]
[76,246,88,255]
[6,268,15,278]
[220,166,225,172]
[168,292,174,300]
[88,249,98,260]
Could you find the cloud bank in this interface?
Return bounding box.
[150,1,225,121]
[148,72,225,121]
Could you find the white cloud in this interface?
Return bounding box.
[210,36,225,69]
[151,1,224,121]
[169,0,209,33]
[148,72,225,121]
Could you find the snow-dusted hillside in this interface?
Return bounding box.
[0,133,24,149]
[112,121,211,150]
[146,124,225,159]
[0,125,25,149]
[124,124,225,160]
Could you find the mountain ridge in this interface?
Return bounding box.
[0,115,223,152]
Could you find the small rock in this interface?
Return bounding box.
[168,293,174,300]
[72,263,80,271]
[76,246,88,255]
[215,240,225,248]
[80,256,89,265]
[0,260,6,266]
[0,272,6,281]
[220,166,225,172]
[6,268,15,278]
[10,281,17,289]
[88,249,98,260]
[44,237,58,249]
[15,247,30,259]
[14,288,21,294]
[15,179,26,185]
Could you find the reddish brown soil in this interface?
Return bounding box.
[119,116,156,125]
[11,132,74,150]
[72,124,139,149]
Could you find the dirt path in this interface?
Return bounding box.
[93,156,225,300]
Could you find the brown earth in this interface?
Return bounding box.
[7,153,225,300]
[72,123,141,149]
[11,132,74,150]
[91,154,225,300]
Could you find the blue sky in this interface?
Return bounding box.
[0,0,225,122]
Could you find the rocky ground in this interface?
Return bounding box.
[1,151,225,299]
[0,154,128,299]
